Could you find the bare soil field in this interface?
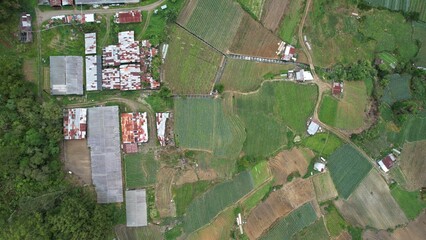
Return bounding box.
[23,59,36,82]
[175,167,217,186]
[335,170,408,229]
[156,167,177,218]
[64,140,91,185]
[261,0,290,33]
[334,231,351,240]
[313,171,338,203]
[268,148,314,185]
[114,224,163,240]
[363,211,426,240]
[295,48,309,64]
[399,140,426,190]
[244,178,315,239]
[187,207,235,240]
[177,0,198,25]
[229,14,282,58]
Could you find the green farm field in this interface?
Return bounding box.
[382,74,412,105]
[182,171,254,233]
[220,59,296,92]
[364,0,426,22]
[242,181,273,213]
[327,144,372,199]
[319,81,368,130]
[173,180,212,216]
[291,218,329,240]
[237,0,266,19]
[174,97,245,160]
[259,202,318,240]
[250,161,271,187]
[324,203,347,237]
[378,52,398,70]
[278,0,305,44]
[177,0,244,51]
[124,152,159,188]
[235,82,318,157]
[413,22,426,67]
[163,25,222,94]
[391,185,426,220]
[302,132,343,156]
[41,24,84,60]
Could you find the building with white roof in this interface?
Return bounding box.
[296,69,314,82]
[102,68,121,90]
[120,64,141,90]
[126,189,147,227]
[102,45,120,67]
[85,33,96,55]
[307,120,320,135]
[63,108,87,140]
[156,113,169,146]
[50,56,84,95]
[85,55,102,91]
[314,162,326,172]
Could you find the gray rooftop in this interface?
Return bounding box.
[50,56,83,95]
[75,0,139,4]
[88,106,123,203]
[126,189,148,227]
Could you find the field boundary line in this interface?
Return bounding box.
[173,22,226,56]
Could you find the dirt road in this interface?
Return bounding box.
[35,0,165,26]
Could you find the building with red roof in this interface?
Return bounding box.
[377,154,396,173]
[115,10,142,24]
[332,82,343,96]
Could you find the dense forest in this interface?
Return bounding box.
[0,57,116,238]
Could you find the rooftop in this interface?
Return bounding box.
[102,45,120,67]
[102,68,121,90]
[85,33,97,55]
[50,56,84,95]
[85,55,102,91]
[120,64,141,91]
[88,106,123,203]
[121,112,148,144]
[156,113,169,146]
[63,108,87,140]
[115,10,142,24]
[307,120,320,135]
[126,189,147,227]
[75,0,139,4]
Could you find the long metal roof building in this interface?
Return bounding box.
[126,189,148,227]
[88,106,123,203]
[50,56,84,95]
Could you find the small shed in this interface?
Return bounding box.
[126,189,148,227]
[314,162,326,172]
[332,82,343,95]
[307,120,320,135]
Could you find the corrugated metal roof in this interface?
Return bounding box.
[102,68,121,89]
[50,56,84,95]
[85,55,102,91]
[119,64,141,91]
[63,108,87,140]
[88,106,123,203]
[156,113,169,146]
[121,112,148,144]
[85,32,97,55]
[115,10,142,24]
[75,0,139,4]
[126,189,147,227]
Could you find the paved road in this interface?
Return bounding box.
[35,0,165,26]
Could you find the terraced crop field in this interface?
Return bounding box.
[177,0,244,52]
[413,21,426,67]
[182,171,254,233]
[237,0,266,19]
[259,202,318,240]
[292,218,329,240]
[327,144,372,199]
[174,97,245,160]
[124,151,159,188]
[163,25,222,94]
[364,0,426,21]
[382,74,412,105]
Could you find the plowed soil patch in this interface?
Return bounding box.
[269,148,314,185]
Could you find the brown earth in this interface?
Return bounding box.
[23,59,36,82]
[268,147,314,185]
[176,0,198,26]
[363,211,426,240]
[313,171,338,203]
[187,207,235,240]
[335,170,408,229]
[244,178,316,239]
[63,140,91,185]
[155,167,177,218]
[229,14,282,58]
[175,167,218,186]
[334,231,352,240]
[261,0,290,33]
[399,140,426,190]
[114,224,163,240]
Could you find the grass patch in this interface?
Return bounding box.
[235,82,318,157]
[318,95,338,126]
[378,51,398,70]
[391,185,426,220]
[164,25,222,94]
[259,202,317,240]
[413,22,426,67]
[249,161,270,187]
[278,0,305,44]
[173,181,212,216]
[220,59,296,92]
[124,151,159,188]
[324,202,347,237]
[302,132,343,156]
[241,181,273,212]
[328,144,372,199]
[237,0,266,19]
[165,225,183,240]
[291,218,329,240]
[182,171,254,233]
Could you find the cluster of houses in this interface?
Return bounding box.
[63,106,172,227]
[50,13,97,24]
[377,150,400,173]
[20,13,33,43]
[50,30,160,95]
[276,41,296,61]
[40,0,140,8]
[287,69,314,82]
